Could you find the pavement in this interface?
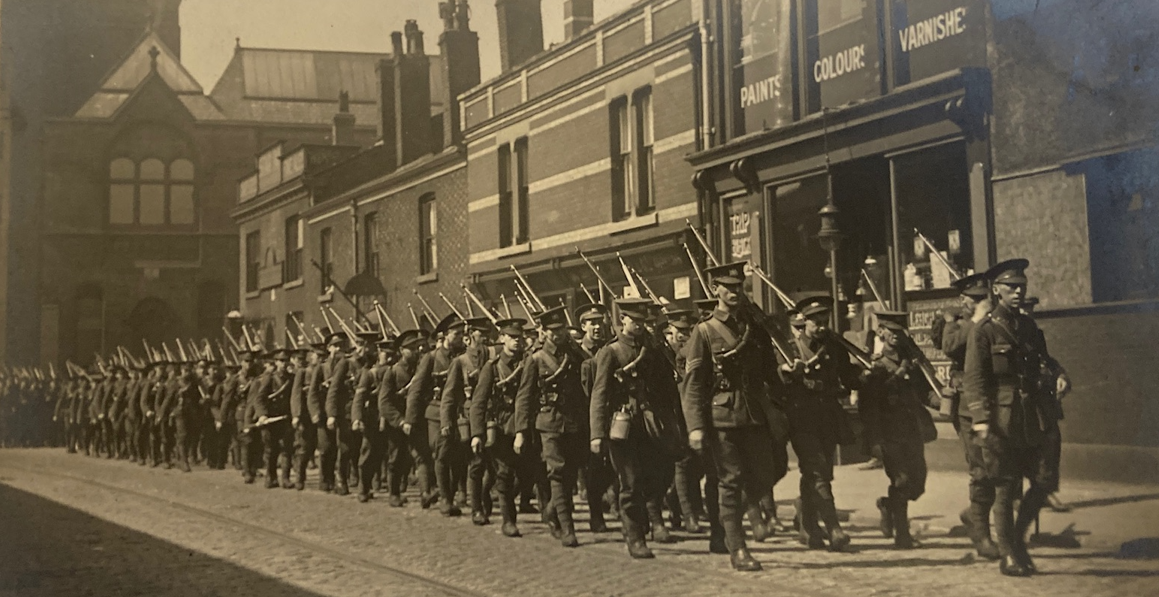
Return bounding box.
[0,448,1157,596]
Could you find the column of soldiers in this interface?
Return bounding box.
[3,255,1069,577]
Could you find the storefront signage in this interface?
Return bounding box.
[739,74,784,109]
[729,210,752,262]
[897,7,967,52]
[813,44,867,83]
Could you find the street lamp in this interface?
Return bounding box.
[815,108,843,331]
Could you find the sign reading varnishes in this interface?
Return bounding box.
[890,0,985,87]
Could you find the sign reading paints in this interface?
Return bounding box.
[813,44,867,83]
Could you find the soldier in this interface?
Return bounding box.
[255,349,295,488]
[663,310,713,536]
[575,302,615,534]
[469,318,529,536]
[289,342,318,488]
[963,259,1061,577]
[325,335,360,496]
[166,359,203,473]
[860,310,934,549]
[408,314,468,516]
[352,334,385,502]
[211,356,242,471]
[122,363,143,463]
[381,329,429,506]
[682,262,782,571]
[515,306,588,548]
[442,317,495,524]
[941,272,1001,560]
[778,294,860,553]
[311,332,346,492]
[1021,296,1072,514]
[591,298,683,559]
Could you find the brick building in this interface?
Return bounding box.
[686,0,1159,463]
[37,19,385,365]
[232,3,478,338]
[462,0,707,314]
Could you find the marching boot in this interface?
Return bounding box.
[440,498,462,517]
[877,496,895,538]
[623,519,654,560]
[500,498,521,537]
[797,496,826,550]
[892,495,920,549]
[647,500,674,543]
[962,504,1001,560]
[335,481,350,496]
[729,545,762,572]
[748,505,770,543]
[683,511,703,534]
[1014,487,1048,574]
[994,484,1030,577]
[708,522,729,554]
[817,498,850,552]
[472,509,489,525]
[559,521,579,548]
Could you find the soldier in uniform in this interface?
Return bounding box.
[408,314,468,516]
[941,272,1001,560]
[312,333,346,492]
[663,310,712,535]
[963,259,1061,576]
[591,298,683,559]
[778,294,860,552]
[682,262,782,571]
[288,342,316,488]
[380,329,429,506]
[469,318,528,536]
[211,356,242,471]
[352,334,385,502]
[255,349,295,488]
[515,306,588,548]
[123,363,143,463]
[860,311,934,549]
[575,302,615,534]
[325,335,362,496]
[443,317,495,524]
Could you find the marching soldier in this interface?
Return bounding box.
[591,298,684,559]
[469,318,528,536]
[860,310,935,549]
[941,272,1001,560]
[255,348,295,488]
[963,259,1061,577]
[575,302,615,534]
[515,306,588,548]
[663,310,716,538]
[407,314,467,516]
[166,359,202,473]
[442,317,495,524]
[311,332,345,492]
[380,329,429,506]
[682,262,782,571]
[289,342,320,488]
[352,335,385,502]
[212,356,242,471]
[325,335,361,496]
[123,363,143,463]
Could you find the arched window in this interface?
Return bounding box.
[107,157,197,226]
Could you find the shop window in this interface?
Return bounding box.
[245,231,260,293]
[610,88,654,221]
[892,143,973,291]
[1085,149,1159,302]
[319,227,333,293]
[729,0,796,136]
[107,157,196,226]
[364,212,380,277]
[770,175,833,296]
[284,215,302,282]
[419,194,437,275]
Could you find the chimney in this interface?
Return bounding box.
[495,0,543,72]
[395,21,432,166]
[332,91,356,146]
[563,0,593,41]
[439,0,481,147]
[375,56,397,168]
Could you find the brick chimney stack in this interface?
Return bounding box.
[495,0,543,72]
[394,20,432,167]
[563,0,593,41]
[375,56,397,169]
[332,91,356,146]
[439,0,481,147]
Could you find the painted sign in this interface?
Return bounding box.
[732,0,796,132]
[890,0,985,87]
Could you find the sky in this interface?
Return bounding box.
[180,0,639,90]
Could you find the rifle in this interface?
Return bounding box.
[373,300,402,336]
[856,266,944,393]
[683,242,711,296]
[629,264,665,307]
[579,282,596,304]
[500,294,512,318]
[327,306,364,347]
[438,292,466,320]
[510,265,547,311]
[562,297,575,327]
[285,328,300,350]
[914,228,963,281]
[860,268,891,309]
[576,248,616,299]
[616,252,642,298]
[462,285,499,324]
[413,291,441,323]
[407,303,422,329]
[320,306,335,334]
[686,219,721,267]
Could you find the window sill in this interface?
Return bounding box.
[283,278,304,290]
[495,242,532,259]
[245,290,261,300]
[316,291,333,303]
[608,212,658,235]
[416,272,438,285]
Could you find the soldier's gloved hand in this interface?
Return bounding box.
[402,423,412,435]
[688,429,704,453]
[1057,374,1071,398]
[352,420,364,432]
[513,432,525,455]
[326,417,336,430]
[440,426,450,438]
[589,438,602,455]
[292,417,300,428]
[311,415,320,425]
[471,436,483,455]
[973,423,989,440]
[215,421,222,431]
[257,416,269,427]
[379,418,387,432]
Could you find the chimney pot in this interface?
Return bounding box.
[495,0,543,72]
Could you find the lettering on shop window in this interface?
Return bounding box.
[898,7,967,52]
[813,44,866,83]
[739,74,783,109]
[730,211,752,261]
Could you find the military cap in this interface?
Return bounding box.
[646,302,667,324]
[574,302,607,322]
[787,308,806,328]
[535,306,569,330]
[793,292,833,318]
[875,310,909,331]
[433,313,465,336]
[664,309,696,330]
[951,271,990,299]
[495,318,526,337]
[269,347,290,361]
[615,297,653,321]
[308,340,328,354]
[523,321,540,336]
[1024,296,1040,308]
[376,335,396,349]
[706,261,747,286]
[987,258,1029,285]
[694,298,718,317]
[325,330,348,347]
[465,316,493,333]
[395,329,427,351]
[356,330,382,345]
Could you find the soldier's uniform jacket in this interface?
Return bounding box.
[941,315,976,423]
[963,304,1059,445]
[89,379,111,421]
[469,349,522,438]
[254,370,292,419]
[325,356,356,425]
[163,372,199,419]
[440,346,487,437]
[212,372,237,425]
[405,345,460,427]
[860,345,933,448]
[682,308,779,432]
[378,356,417,429]
[578,336,604,398]
[123,377,141,423]
[107,378,128,425]
[288,366,308,424]
[590,332,680,441]
[514,338,587,435]
[351,362,378,425]
[305,361,332,424]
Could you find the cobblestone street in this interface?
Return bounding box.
[1,449,1156,596]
